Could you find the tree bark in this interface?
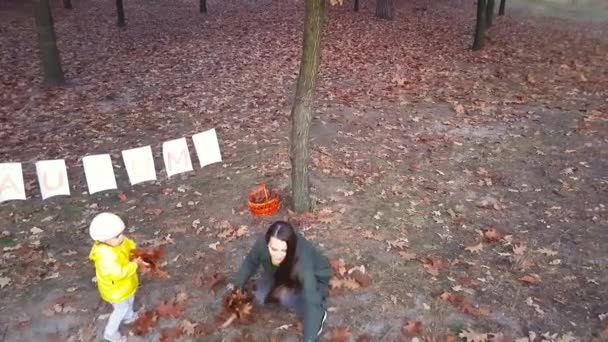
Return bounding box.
[116,0,126,27]
[472,0,487,51]
[486,0,495,27]
[200,0,207,14]
[34,0,64,85]
[376,0,393,19]
[498,0,506,15]
[63,0,72,10]
[354,0,359,12]
[289,0,325,213]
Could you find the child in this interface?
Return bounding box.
[88,212,145,342]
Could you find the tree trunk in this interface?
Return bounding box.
[289,0,325,213]
[376,0,393,19]
[486,0,495,27]
[200,0,207,14]
[116,0,126,27]
[34,0,64,85]
[498,0,506,15]
[63,0,72,9]
[472,0,487,51]
[354,0,359,12]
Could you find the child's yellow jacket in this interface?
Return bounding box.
[89,238,138,303]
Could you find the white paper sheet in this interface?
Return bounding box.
[82,154,117,194]
[122,146,156,185]
[35,159,70,200]
[162,137,193,177]
[0,163,26,203]
[192,128,222,168]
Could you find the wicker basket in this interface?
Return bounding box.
[248,184,280,216]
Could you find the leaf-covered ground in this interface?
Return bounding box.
[1,0,607,341]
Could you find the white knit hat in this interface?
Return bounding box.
[89,212,126,241]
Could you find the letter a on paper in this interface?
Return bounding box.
[0,163,26,203]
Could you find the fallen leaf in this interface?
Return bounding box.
[401,320,422,337]
[513,243,527,255]
[446,335,458,342]
[118,192,128,202]
[0,277,11,288]
[209,241,223,252]
[156,299,185,318]
[459,328,489,342]
[387,238,408,250]
[422,256,443,276]
[330,277,361,290]
[519,273,541,285]
[132,310,159,336]
[144,208,163,216]
[465,242,484,254]
[208,272,227,294]
[329,326,352,342]
[329,258,347,277]
[356,334,372,342]
[481,228,504,242]
[536,247,558,256]
[30,227,44,234]
[350,270,372,288]
[399,251,417,260]
[160,326,184,342]
[454,103,465,115]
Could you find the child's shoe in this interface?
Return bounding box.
[103,332,127,342]
[123,312,139,325]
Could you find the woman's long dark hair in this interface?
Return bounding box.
[265,221,299,291]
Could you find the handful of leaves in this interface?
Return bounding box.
[130,248,170,279]
[216,289,254,329]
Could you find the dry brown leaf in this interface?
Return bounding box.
[454,103,465,115]
[459,329,489,342]
[481,228,504,242]
[601,326,608,339]
[362,230,383,241]
[387,239,408,250]
[208,272,227,294]
[179,320,197,336]
[399,251,417,260]
[330,277,361,290]
[144,208,163,216]
[446,335,458,342]
[329,258,347,277]
[160,326,184,342]
[465,242,484,254]
[422,256,443,276]
[117,192,128,202]
[132,310,159,336]
[518,273,541,285]
[401,320,422,337]
[513,243,527,255]
[156,299,185,318]
[536,247,558,256]
[329,326,352,342]
[351,270,372,288]
[356,334,373,342]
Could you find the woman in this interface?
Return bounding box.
[229,221,331,342]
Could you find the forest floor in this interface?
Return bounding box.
[0,0,607,341]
